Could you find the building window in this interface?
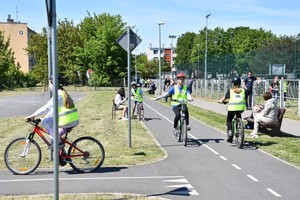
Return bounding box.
[19,30,23,35]
[153,50,158,54]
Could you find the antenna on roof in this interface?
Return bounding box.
[15,6,18,22]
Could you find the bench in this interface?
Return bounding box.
[246,108,286,134]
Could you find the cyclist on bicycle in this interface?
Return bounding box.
[218,77,246,143]
[131,81,145,119]
[25,75,79,145]
[156,72,193,134]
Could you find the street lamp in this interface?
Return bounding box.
[158,21,165,95]
[205,14,211,96]
[169,35,176,78]
[135,49,138,82]
[197,44,200,79]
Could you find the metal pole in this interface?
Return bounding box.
[47,26,53,162]
[127,27,132,148]
[158,21,164,95]
[135,49,138,82]
[205,14,211,98]
[197,44,200,79]
[50,0,59,199]
[298,80,300,117]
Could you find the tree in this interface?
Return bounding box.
[0,31,22,90]
[175,32,196,65]
[75,12,128,86]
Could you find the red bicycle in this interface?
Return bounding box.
[4,119,105,175]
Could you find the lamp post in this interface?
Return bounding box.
[135,49,138,82]
[205,14,211,96]
[197,44,200,79]
[158,21,165,95]
[169,35,176,78]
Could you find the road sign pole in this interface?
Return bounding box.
[127,27,132,148]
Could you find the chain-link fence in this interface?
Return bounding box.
[176,39,300,80]
[191,78,300,116]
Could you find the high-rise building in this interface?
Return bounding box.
[0,15,35,73]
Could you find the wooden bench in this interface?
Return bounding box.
[246,108,286,134]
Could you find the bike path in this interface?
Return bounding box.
[1,96,300,199]
[189,98,300,137]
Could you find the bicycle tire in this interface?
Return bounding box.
[137,105,141,121]
[68,136,105,173]
[177,119,182,142]
[4,137,41,175]
[182,119,188,146]
[235,118,244,149]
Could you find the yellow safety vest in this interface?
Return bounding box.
[133,87,143,102]
[58,93,79,126]
[171,85,187,106]
[228,89,246,111]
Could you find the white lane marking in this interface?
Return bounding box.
[144,102,173,124]
[220,156,227,161]
[266,188,281,197]
[164,178,188,183]
[203,144,219,155]
[167,184,193,189]
[0,175,184,183]
[232,164,241,170]
[247,175,259,182]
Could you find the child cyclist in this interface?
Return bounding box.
[218,77,246,143]
[156,72,193,135]
[131,81,145,119]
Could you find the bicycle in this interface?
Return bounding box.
[220,102,245,149]
[4,118,105,175]
[174,99,189,146]
[136,101,144,121]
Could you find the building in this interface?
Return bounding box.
[147,43,177,73]
[0,15,35,73]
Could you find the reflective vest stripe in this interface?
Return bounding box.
[59,108,78,117]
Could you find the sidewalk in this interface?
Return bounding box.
[189,98,300,137]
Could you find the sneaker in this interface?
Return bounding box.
[187,126,191,131]
[251,134,259,138]
[227,130,233,143]
[172,128,178,137]
[121,117,128,120]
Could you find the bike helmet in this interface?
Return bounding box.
[131,81,137,85]
[232,77,241,86]
[176,72,186,79]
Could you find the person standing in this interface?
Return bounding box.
[243,71,260,110]
[269,75,280,107]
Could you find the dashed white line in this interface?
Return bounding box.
[247,175,259,182]
[220,156,227,161]
[232,164,241,170]
[267,188,281,197]
[203,144,219,155]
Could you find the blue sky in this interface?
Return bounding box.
[1,0,299,54]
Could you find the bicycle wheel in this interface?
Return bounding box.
[4,137,41,175]
[181,119,188,146]
[137,105,141,121]
[68,136,105,173]
[177,120,182,142]
[235,118,244,149]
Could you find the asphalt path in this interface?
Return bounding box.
[0,94,300,199]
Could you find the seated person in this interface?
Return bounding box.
[250,92,278,138]
[114,87,128,120]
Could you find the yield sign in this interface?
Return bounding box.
[117,28,142,52]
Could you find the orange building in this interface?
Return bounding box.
[0,15,35,73]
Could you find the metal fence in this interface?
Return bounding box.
[176,39,300,80]
[191,78,300,116]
